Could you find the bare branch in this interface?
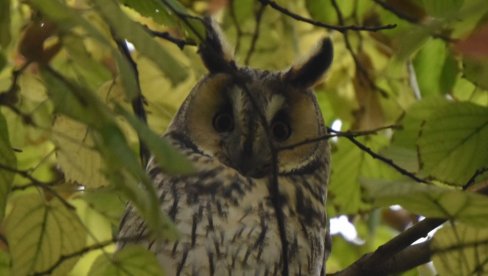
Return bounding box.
[229,0,244,54]
[464,167,488,190]
[0,162,74,209]
[385,241,433,274]
[32,234,149,276]
[0,61,30,100]
[279,125,399,151]
[147,28,197,49]
[0,62,36,124]
[333,168,488,275]
[330,0,389,97]
[159,0,206,42]
[328,128,428,183]
[372,0,455,42]
[113,35,150,167]
[244,4,266,66]
[259,0,396,33]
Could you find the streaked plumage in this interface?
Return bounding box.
[118,21,333,276]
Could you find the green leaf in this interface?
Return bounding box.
[81,188,126,225]
[42,66,176,240]
[413,39,448,96]
[384,97,451,172]
[62,34,112,91]
[422,0,464,18]
[329,136,397,214]
[439,49,459,94]
[40,68,97,124]
[0,52,6,71]
[0,110,16,221]
[394,26,430,62]
[95,123,179,240]
[4,194,86,276]
[29,0,139,100]
[89,245,165,276]
[0,0,11,48]
[432,223,488,275]
[463,57,488,90]
[120,0,205,42]
[364,180,488,226]
[116,104,194,175]
[306,0,336,23]
[120,0,176,26]
[418,102,488,185]
[93,0,188,85]
[0,251,10,276]
[232,0,255,23]
[52,116,110,188]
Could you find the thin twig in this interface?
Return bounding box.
[334,168,488,275]
[150,4,289,270]
[229,0,244,54]
[0,163,74,209]
[464,167,488,190]
[0,62,35,124]
[159,0,206,42]
[147,28,197,49]
[279,125,398,151]
[330,0,389,97]
[0,61,31,99]
[32,234,150,276]
[114,34,150,167]
[335,131,428,183]
[244,4,266,66]
[233,70,291,276]
[372,0,455,42]
[259,0,396,33]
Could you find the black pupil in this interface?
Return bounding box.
[272,121,291,141]
[213,112,234,133]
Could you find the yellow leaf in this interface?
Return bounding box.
[89,245,165,276]
[4,194,86,275]
[52,116,109,188]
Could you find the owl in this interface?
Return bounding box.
[118,21,333,276]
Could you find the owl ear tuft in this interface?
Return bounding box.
[285,38,333,88]
[199,18,235,73]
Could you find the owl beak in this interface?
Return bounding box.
[227,143,271,178]
[238,154,270,178]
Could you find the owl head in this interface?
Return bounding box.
[168,21,333,178]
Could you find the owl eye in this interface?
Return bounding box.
[271,110,292,142]
[213,110,234,133]
[271,120,291,142]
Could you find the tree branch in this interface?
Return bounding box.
[32,234,150,276]
[333,168,488,275]
[147,28,197,49]
[244,4,266,65]
[372,0,455,42]
[229,0,244,55]
[259,0,396,33]
[330,0,389,97]
[113,35,151,167]
[0,163,74,209]
[278,125,398,151]
[328,128,428,183]
[0,61,30,101]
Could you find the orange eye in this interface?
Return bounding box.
[213,111,234,133]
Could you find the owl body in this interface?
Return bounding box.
[119,24,333,276]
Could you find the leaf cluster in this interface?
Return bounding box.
[0,0,487,275]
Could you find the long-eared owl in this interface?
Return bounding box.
[118,20,333,276]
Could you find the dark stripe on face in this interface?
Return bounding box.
[241,95,257,157]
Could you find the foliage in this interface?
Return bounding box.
[0,0,487,275]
